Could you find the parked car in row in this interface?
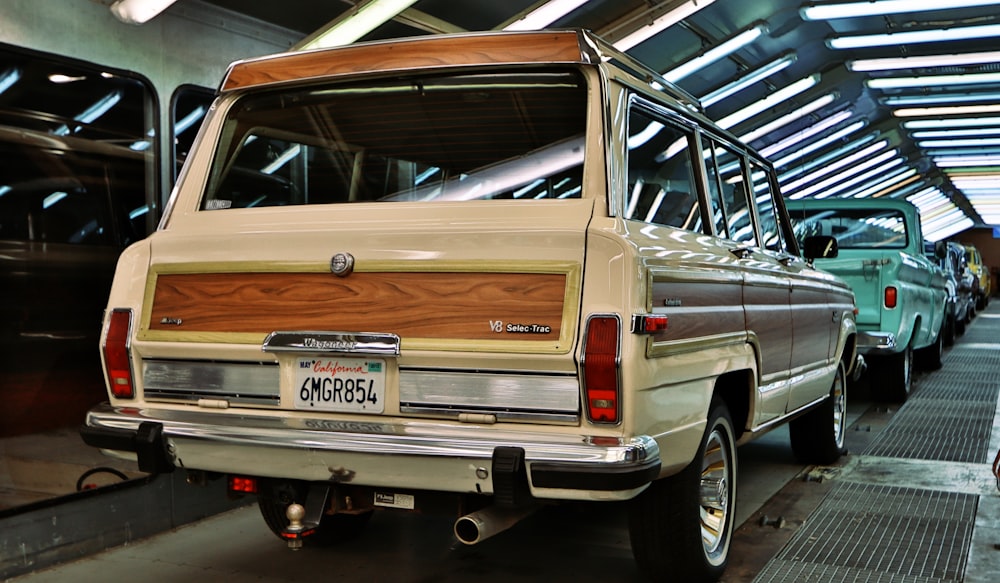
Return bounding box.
[787,198,948,403]
[81,30,860,582]
[928,241,976,345]
[964,244,992,311]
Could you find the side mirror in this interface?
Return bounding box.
[803,235,838,260]
[935,241,947,260]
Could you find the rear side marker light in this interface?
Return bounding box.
[632,314,668,334]
[582,315,621,424]
[103,309,135,399]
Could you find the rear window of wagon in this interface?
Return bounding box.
[201,69,588,210]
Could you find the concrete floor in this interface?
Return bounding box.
[8,310,1000,583]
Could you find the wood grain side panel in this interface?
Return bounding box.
[648,279,745,343]
[223,33,586,91]
[149,272,566,341]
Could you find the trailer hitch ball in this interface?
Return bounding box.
[285,503,306,550]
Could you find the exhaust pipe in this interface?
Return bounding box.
[453,505,536,545]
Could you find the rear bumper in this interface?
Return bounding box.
[857,331,896,354]
[80,403,661,502]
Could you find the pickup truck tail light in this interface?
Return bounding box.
[582,315,621,424]
[103,309,135,399]
[884,286,898,309]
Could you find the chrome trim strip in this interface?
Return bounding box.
[399,370,579,413]
[262,331,400,355]
[85,403,658,467]
[143,359,279,405]
[398,405,578,424]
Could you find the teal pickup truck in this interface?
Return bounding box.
[787,199,948,402]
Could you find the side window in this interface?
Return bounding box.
[749,159,786,252]
[712,145,755,245]
[625,107,702,232]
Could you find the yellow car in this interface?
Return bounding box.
[964,245,992,311]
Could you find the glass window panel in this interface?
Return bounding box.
[625,108,702,231]
[750,159,784,252]
[202,71,587,209]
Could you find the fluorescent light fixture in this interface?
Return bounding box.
[894,104,1000,117]
[869,72,1000,90]
[829,23,1000,50]
[110,0,179,24]
[927,148,1000,158]
[761,120,867,168]
[787,150,899,199]
[739,93,836,144]
[845,168,919,198]
[779,131,877,183]
[914,127,1000,139]
[700,52,796,108]
[781,140,889,193]
[663,22,768,83]
[503,0,590,31]
[925,217,975,241]
[716,74,819,129]
[918,138,1000,148]
[802,0,1000,20]
[613,0,719,51]
[934,156,1000,167]
[43,191,68,209]
[764,111,859,162]
[883,92,1000,106]
[849,50,1000,72]
[299,0,419,49]
[904,117,1000,129]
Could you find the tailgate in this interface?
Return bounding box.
[816,253,884,327]
[133,200,594,423]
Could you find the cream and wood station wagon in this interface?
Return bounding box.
[81,30,859,582]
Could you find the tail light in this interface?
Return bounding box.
[103,308,135,399]
[582,315,621,424]
[884,286,898,309]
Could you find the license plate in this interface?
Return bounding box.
[293,356,385,413]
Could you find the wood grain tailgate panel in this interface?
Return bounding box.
[149,272,566,340]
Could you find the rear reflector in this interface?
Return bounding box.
[582,315,621,424]
[103,309,135,399]
[228,475,258,494]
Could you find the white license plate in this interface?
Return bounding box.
[293,356,385,413]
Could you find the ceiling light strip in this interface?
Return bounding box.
[614,0,719,51]
[765,113,861,163]
[802,0,1000,21]
[503,0,591,31]
[788,151,900,199]
[717,74,819,129]
[663,22,768,83]
[700,52,797,108]
[848,50,1000,71]
[830,23,1000,50]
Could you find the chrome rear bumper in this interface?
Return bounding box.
[80,402,660,501]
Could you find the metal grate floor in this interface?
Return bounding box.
[753,304,1000,582]
[754,483,977,583]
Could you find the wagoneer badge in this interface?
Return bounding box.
[330,252,355,277]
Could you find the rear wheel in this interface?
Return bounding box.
[629,401,736,582]
[789,362,847,465]
[257,479,373,545]
[870,344,912,403]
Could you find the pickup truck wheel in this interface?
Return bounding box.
[257,480,373,546]
[871,345,912,403]
[789,362,847,465]
[628,401,736,582]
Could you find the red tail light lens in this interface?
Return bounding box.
[884,286,898,309]
[228,475,258,494]
[583,315,621,424]
[103,309,135,399]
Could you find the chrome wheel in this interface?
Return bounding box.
[832,366,846,450]
[699,421,734,565]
